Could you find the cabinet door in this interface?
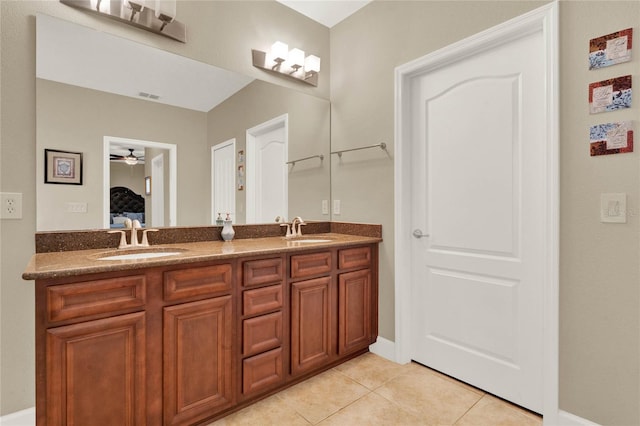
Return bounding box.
[46,312,146,426]
[338,269,372,354]
[163,296,233,426]
[290,276,332,375]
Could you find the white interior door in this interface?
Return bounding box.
[408,24,547,413]
[151,153,165,227]
[211,139,236,223]
[246,114,288,223]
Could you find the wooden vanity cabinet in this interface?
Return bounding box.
[162,263,234,426]
[36,272,149,426]
[35,260,236,426]
[35,243,378,426]
[290,244,378,377]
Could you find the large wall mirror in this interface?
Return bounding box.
[36,14,330,231]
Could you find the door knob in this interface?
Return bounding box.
[412,229,429,239]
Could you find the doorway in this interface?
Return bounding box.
[245,114,288,223]
[394,3,558,417]
[103,136,177,228]
[211,139,237,224]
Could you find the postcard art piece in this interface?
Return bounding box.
[589,28,632,69]
[588,75,632,114]
[590,121,633,156]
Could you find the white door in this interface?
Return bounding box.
[408,23,547,412]
[246,114,288,223]
[151,153,165,227]
[211,139,236,223]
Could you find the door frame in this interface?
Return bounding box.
[150,153,165,227]
[393,2,559,422]
[245,113,289,223]
[103,136,177,228]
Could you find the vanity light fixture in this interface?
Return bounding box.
[252,41,321,86]
[60,0,186,43]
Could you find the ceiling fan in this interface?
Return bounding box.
[110,148,145,165]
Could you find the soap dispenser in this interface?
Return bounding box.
[221,213,235,241]
[215,213,223,226]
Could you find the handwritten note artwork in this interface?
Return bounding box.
[590,121,633,156]
[589,28,632,69]
[589,75,632,114]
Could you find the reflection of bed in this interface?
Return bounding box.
[110,186,145,228]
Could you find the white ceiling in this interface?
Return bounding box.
[277,0,372,28]
[36,14,254,113]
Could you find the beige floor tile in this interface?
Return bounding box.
[207,394,311,426]
[334,352,408,390]
[405,362,485,397]
[276,369,370,424]
[455,395,542,426]
[318,392,425,426]
[375,365,483,425]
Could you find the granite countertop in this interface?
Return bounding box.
[23,233,382,281]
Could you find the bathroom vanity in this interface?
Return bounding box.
[23,225,380,425]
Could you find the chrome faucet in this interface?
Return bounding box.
[109,218,158,249]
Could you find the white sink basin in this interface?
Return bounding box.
[97,249,185,261]
[289,239,332,243]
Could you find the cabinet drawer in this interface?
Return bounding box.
[243,311,283,357]
[242,347,283,395]
[164,264,232,302]
[47,275,146,323]
[243,285,283,316]
[290,252,331,279]
[339,246,371,270]
[243,258,284,287]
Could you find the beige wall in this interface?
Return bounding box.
[207,79,330,224]
[559,2,639,424]
[36,79,208,230]
[330,1,639,424]
[110,162,145,195]
[1,0,329,415]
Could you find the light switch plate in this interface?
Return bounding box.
[600,193,626,223]
[322,200,329,215]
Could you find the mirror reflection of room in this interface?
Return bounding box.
[35,14,330,231]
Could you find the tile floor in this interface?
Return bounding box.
[209,352,542,425]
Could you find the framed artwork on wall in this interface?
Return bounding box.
[44,149,83,185]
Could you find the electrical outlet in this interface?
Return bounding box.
[1,192,23,219]
[322,200,329,215]
[333,199,341,215]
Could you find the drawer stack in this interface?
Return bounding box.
[240,257,285,397]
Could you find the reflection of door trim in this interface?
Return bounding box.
[151,154,165,227]
[103,136,177,228]
[245,114,288,223]
[393,2,559,423]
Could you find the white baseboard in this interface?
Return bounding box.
[0,406,35,426]
[369,336,397,362]
[554,410,600,426]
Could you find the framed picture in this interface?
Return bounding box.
[44,149,83,185]
[145,176,152,195]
